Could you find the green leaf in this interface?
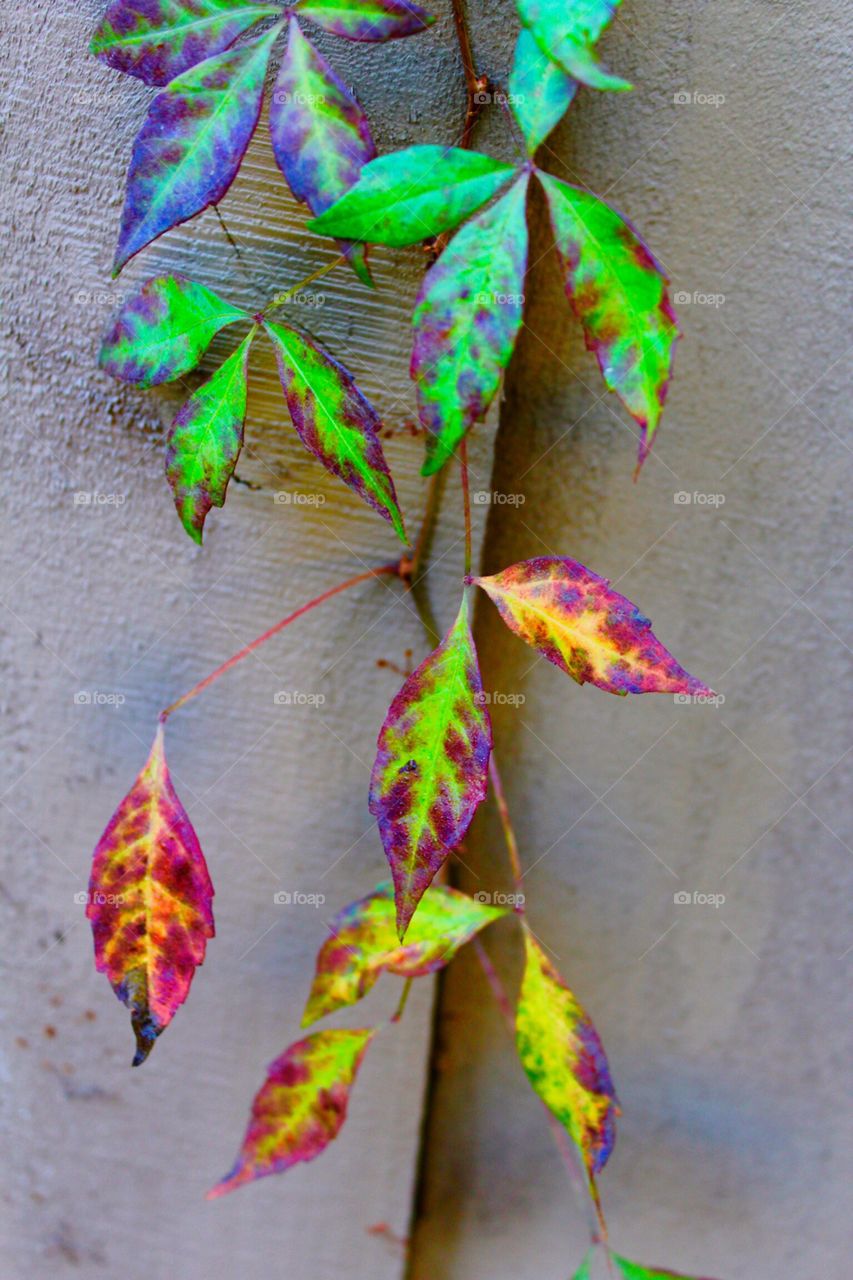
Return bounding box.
[509,28,578,154]
[571,1253,722,1280]
[208,1029,374,1196]
[516,931,618,1177]
[306,146,517,247]
[369,593,492,938]
[517,0,631,92]
[164,330,254,543]
[538,172,680,471]
[99,274,248,388]
[114,27,278,273]
[90,0,281,87]
[293,0,437,42]
[303,881,506,1025]
[264,320,406,542]
[414,174,530,476]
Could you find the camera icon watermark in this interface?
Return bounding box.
[73,491,127,506]
[269,290,325,309]
[473,690,526,707]
[273,890,326,907]
[74,690,126,708]
[673,491,726,507]
[473,890,525,908]
[472,490,526,506]
[673,692,725,707]
[475,290,525,307]
[273,491,326,506]
[273,690,326,707]
[672,289,725,308]
[674,890,725,908]
[75,890,126,906]
[673,90,725,108]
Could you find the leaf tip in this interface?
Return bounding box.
[131,1016,159,1067]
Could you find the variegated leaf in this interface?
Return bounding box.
[164,330,254,542]
[509,27,578,154]
[294,0,436,42]
[517,0,630,92]
[114,27,278,274]
[303,881,506,1024]
[413,173,530,476]
[369,594,492,939]
[208,1029,374,1196]
[91,0,281,86]
[307,146,517,247]
[473,558,712,697]
[270,18,375,285]
[539,172,680,471]
[572,1252,721,1280]
[517,932,617,1177]
[99,274,249,387]
[264,319,406,541]
[86,722,214,1065]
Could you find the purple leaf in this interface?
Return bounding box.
[270,18,375,284]
[113,27,279,274]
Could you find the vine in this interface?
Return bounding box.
[85,3,722,1277]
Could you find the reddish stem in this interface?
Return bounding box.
[161,564,399,719]
[488,754,525,903]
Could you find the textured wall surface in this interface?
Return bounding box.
[1,2,851,1280]
[411,3,853,1279]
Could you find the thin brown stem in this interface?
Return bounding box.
[488,754,524,903]
[399,471,441,588]
[450,0,488,150]
[262,256,347,316]
[391,977,414,1023]
[161,564,399,719]
[459,438,473,577]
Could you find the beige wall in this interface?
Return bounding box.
[2,3,850,1279]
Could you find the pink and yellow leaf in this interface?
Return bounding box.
[303,881,506,1024]
[86,722,214,1065]
[208,1028,374,1196]
[473,557,711,697]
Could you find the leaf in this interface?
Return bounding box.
[572,1253,721,1280]
[303,882,506,1024]
[369,594,492,939]
[509,28,578,154]
[86,722,214,1066]
[270,18,375,285]
[264,320,406,541]
[307,146,517,247]
[91,0,281,87]
[517,0,631,92]
[538,172,680,471]
[413,174,530,477]
[208,1029,374,1196]
[165,330,254,543]
[517,932,618,1177]
[473,557,712,697]
[99,274,249,387]
[293,0,436,42]
[113,27,278,274]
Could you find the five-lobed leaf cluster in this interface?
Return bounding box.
[84,3,724,1277]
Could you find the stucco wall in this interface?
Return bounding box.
[2,2,850,1279]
